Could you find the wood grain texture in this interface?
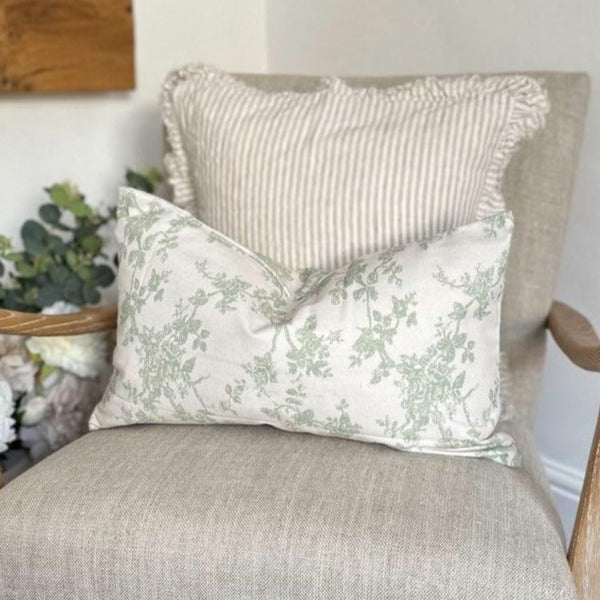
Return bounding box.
[568,408,600,600]
[0,306,117,335]
[0,0,134,92]
[546,301,600,598]
[547,300,600,372]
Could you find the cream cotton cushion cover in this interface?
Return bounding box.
[162,65,548,269]
[90,188,515,464]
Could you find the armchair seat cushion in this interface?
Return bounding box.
[0,423,575,600]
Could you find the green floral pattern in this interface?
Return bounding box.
[90,188,518,465]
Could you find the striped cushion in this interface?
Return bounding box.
[162,65,548,270]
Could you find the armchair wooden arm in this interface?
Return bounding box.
[0,306,118,337]
[547,300,600,600]
[547,301,600,372]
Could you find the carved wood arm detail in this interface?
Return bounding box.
[0,306,118,337]
[546,300,600,600]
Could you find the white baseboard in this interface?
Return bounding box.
[542,455,584,500]
[541,455,584,541]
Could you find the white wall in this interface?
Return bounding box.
[265,0,600,538]
[1,0,267,241]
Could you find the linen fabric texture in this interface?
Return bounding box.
[0,421,575,600]
[90,188,515,464]
[162,64,548,270]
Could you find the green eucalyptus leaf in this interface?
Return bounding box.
[70,202,93,218]
[76,266,93,282]
[23,286,40,306]
[2,290,22,311]
[46,234,66,255]
[34,273,50,286]
[64,278,83,303]
[126,169,154,193]
[0,235,12,254]
[92,264,116,287]
[46,182,81,209]
[64,285,83,307]
[48,264,72,285]
[82,284,101,305]
[145,167,163,184]
[65,249,79,270]
[39,204,61,224]
[15,260,37,278]
[38,284,62,308]
[21,220,48,255]
[80,234,103,255]
[46,184,69,206]
[34,254,55,273]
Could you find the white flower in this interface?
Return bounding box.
[40,368,61,390]
[19,395,50,426]
[26,333,109,378]
[19,369,110,461]
[0,334,28,358]
[0,354,36,393]
[0,379,14,417]
[24,302,110,378]
[19,423,55,462]
[0,379,16,452]
[0,416,16,453]
[41,302,78,316]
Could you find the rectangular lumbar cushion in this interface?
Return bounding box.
[90,188,517,465]
[162,65,547,270]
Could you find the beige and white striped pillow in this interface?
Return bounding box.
[162,65,548,270]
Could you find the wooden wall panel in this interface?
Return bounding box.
[0,0,134,92]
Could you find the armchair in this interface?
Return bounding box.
[0,71,594,600]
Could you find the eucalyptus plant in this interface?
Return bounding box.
[0,169,161,313]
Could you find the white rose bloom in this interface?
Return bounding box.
[0,416,16,453]
[25,302,110,378]
[0,354,36,393]
[19,395,50,426]
[0,334,28,358]
[19,423,54,462]
[40,368,62,390]
[0,381,16,452]
[0,380,14,417]
[26,333,109,378]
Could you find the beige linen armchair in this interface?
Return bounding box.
[0,72,596,600]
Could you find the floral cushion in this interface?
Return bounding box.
[90,187,517,465]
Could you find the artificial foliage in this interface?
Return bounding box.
[0,168,161,312]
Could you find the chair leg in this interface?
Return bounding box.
[568,406,600,600]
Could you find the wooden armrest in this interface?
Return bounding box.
[0,306,117,336]
[546,301,600,372]
[547,302,600,598]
